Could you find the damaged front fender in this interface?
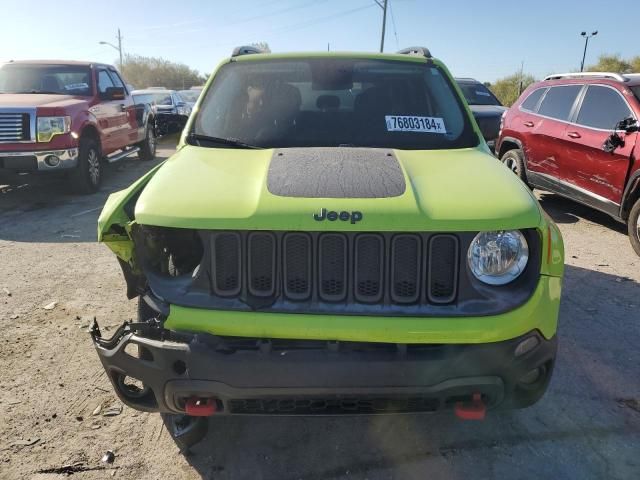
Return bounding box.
[98,162,165,297]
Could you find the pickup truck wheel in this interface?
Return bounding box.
[69,139,101,194]
[627,198,640,256]
[500,149,529,186]
[138,125,157,161]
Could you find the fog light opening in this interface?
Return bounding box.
[44,155,60,167]
[519,367,543,385]
[117,374,151,399]
[514,336,540,357]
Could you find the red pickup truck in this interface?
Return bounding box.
[0,60,156,193]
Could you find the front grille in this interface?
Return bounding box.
[208,231,460,307]
[228,396,440,415]
[0,111,30,143]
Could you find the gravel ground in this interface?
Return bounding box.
[0,141,638,480]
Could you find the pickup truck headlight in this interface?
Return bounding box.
[37,116,71,143]
[467,230,529,285]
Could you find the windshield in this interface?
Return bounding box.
[193,58,478,150]
[0,64,93,95]
[457,81,502,106]
[179,90,200,102]
[133,92,173,106]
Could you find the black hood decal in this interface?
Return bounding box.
[267,147,406,198]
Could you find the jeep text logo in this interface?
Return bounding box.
[313,208,363,224]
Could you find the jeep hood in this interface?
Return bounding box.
[133,146,541,231]
[0,94,87,109]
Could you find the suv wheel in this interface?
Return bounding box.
[138,124,157,161]
[500,149,528,185]
[69,138,101,194]
[627,198,640,256]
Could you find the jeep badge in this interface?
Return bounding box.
[313,208,362,224]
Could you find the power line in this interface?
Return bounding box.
[270,3,376,35]
[227,0,329,26]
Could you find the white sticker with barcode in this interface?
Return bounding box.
[385,115,446,134]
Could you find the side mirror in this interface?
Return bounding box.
[615,117,639,133]
[104,86,126,101]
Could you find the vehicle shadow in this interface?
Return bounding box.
[0,136,177,243]
[537,191,627,234]
[179,264,640,480]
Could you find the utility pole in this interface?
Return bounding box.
[374,0,388,53]
[117,28,123,71]
[580,30,598,72]
[99,28,124,72]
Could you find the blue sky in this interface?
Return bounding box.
[1,0,637,82]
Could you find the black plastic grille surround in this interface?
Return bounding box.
[136,227,541,317]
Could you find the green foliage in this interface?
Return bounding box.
[490,73,536,107]
[120,54,206,90]
[586,54,640,74]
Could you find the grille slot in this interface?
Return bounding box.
[283,233,312,300]
[248,232,276,297]
[228,396,440,415]
[390,235,421,303]
[0,112,29,143]
[354,234,384,303]
[318,234,348,302]
[211,232,241,296]
[428,235,459,304]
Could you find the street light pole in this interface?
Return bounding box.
[374,0,388,53]
[580,30,598,72]
[99,28,124,71]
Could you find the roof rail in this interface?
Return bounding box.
[231,45,266,57]
[544,72,628,82]
[396,46,432,59]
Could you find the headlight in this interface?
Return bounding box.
[467,230,529,285]
[37,116,71,143]
[177,105,191,116]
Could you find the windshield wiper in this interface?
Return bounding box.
[187,133,263,149]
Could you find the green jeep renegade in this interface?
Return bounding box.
[92,46,565,448]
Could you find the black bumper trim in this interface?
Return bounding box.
[92,323,557,415]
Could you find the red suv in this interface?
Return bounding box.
[496,72,640,255]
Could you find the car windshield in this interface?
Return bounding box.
[193,58,478,150]
[0,64,93,96]
[133,92,173,106]
[179,90,200,102]
[457,81,502,106]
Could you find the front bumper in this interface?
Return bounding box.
[0,148,79,172]
[92,321,557,416]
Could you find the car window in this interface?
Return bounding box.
[108,70,126,91]
[576,86,633,130]
[194,58,478,150]
[0,64,93,96]
[97,70,115,95]
[520,88,546,112]
[537,85,582,121]
[457,82,502,106]
[632,86,640,103]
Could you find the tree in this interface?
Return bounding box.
[630,56,640,73]
[120,54,206,90]
[490,73,536,107]
[586,54,632,74]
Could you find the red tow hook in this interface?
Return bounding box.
[185,397,217,417]
[454,393,486,421]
